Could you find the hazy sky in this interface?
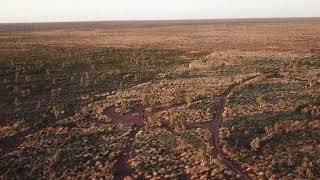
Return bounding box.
[1,0,320,23]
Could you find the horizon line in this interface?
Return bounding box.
[1,16,320,25]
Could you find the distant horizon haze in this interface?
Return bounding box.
[1,0,320,23]
[1,17,320,25]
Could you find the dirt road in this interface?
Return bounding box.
[105,75,259,179]
[211,75,259,180]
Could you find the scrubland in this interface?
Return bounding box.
[1,19,320,179]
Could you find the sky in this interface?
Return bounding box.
[1,0,320,23]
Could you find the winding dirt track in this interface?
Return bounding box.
[105,75,259,180]
[113,128,138,180]
[211,75,259,180]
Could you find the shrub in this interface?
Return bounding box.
[185,95,193,108]
[51,150,63,166]
[147,112,162,127]
[169,113,187,131]
[256,95,268,109]
[141,94,156,109]
[264,126,274,138]
[119,100,132,115]
[308,78,318,88]
[295,158,315,178]
[177,137,191,150]
[197,145,216,165]
[50,104,64,119]
[302,105,320,120]
[250,137,262,151]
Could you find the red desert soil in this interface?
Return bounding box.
[1,19,320,53]
[104,75,260,179]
